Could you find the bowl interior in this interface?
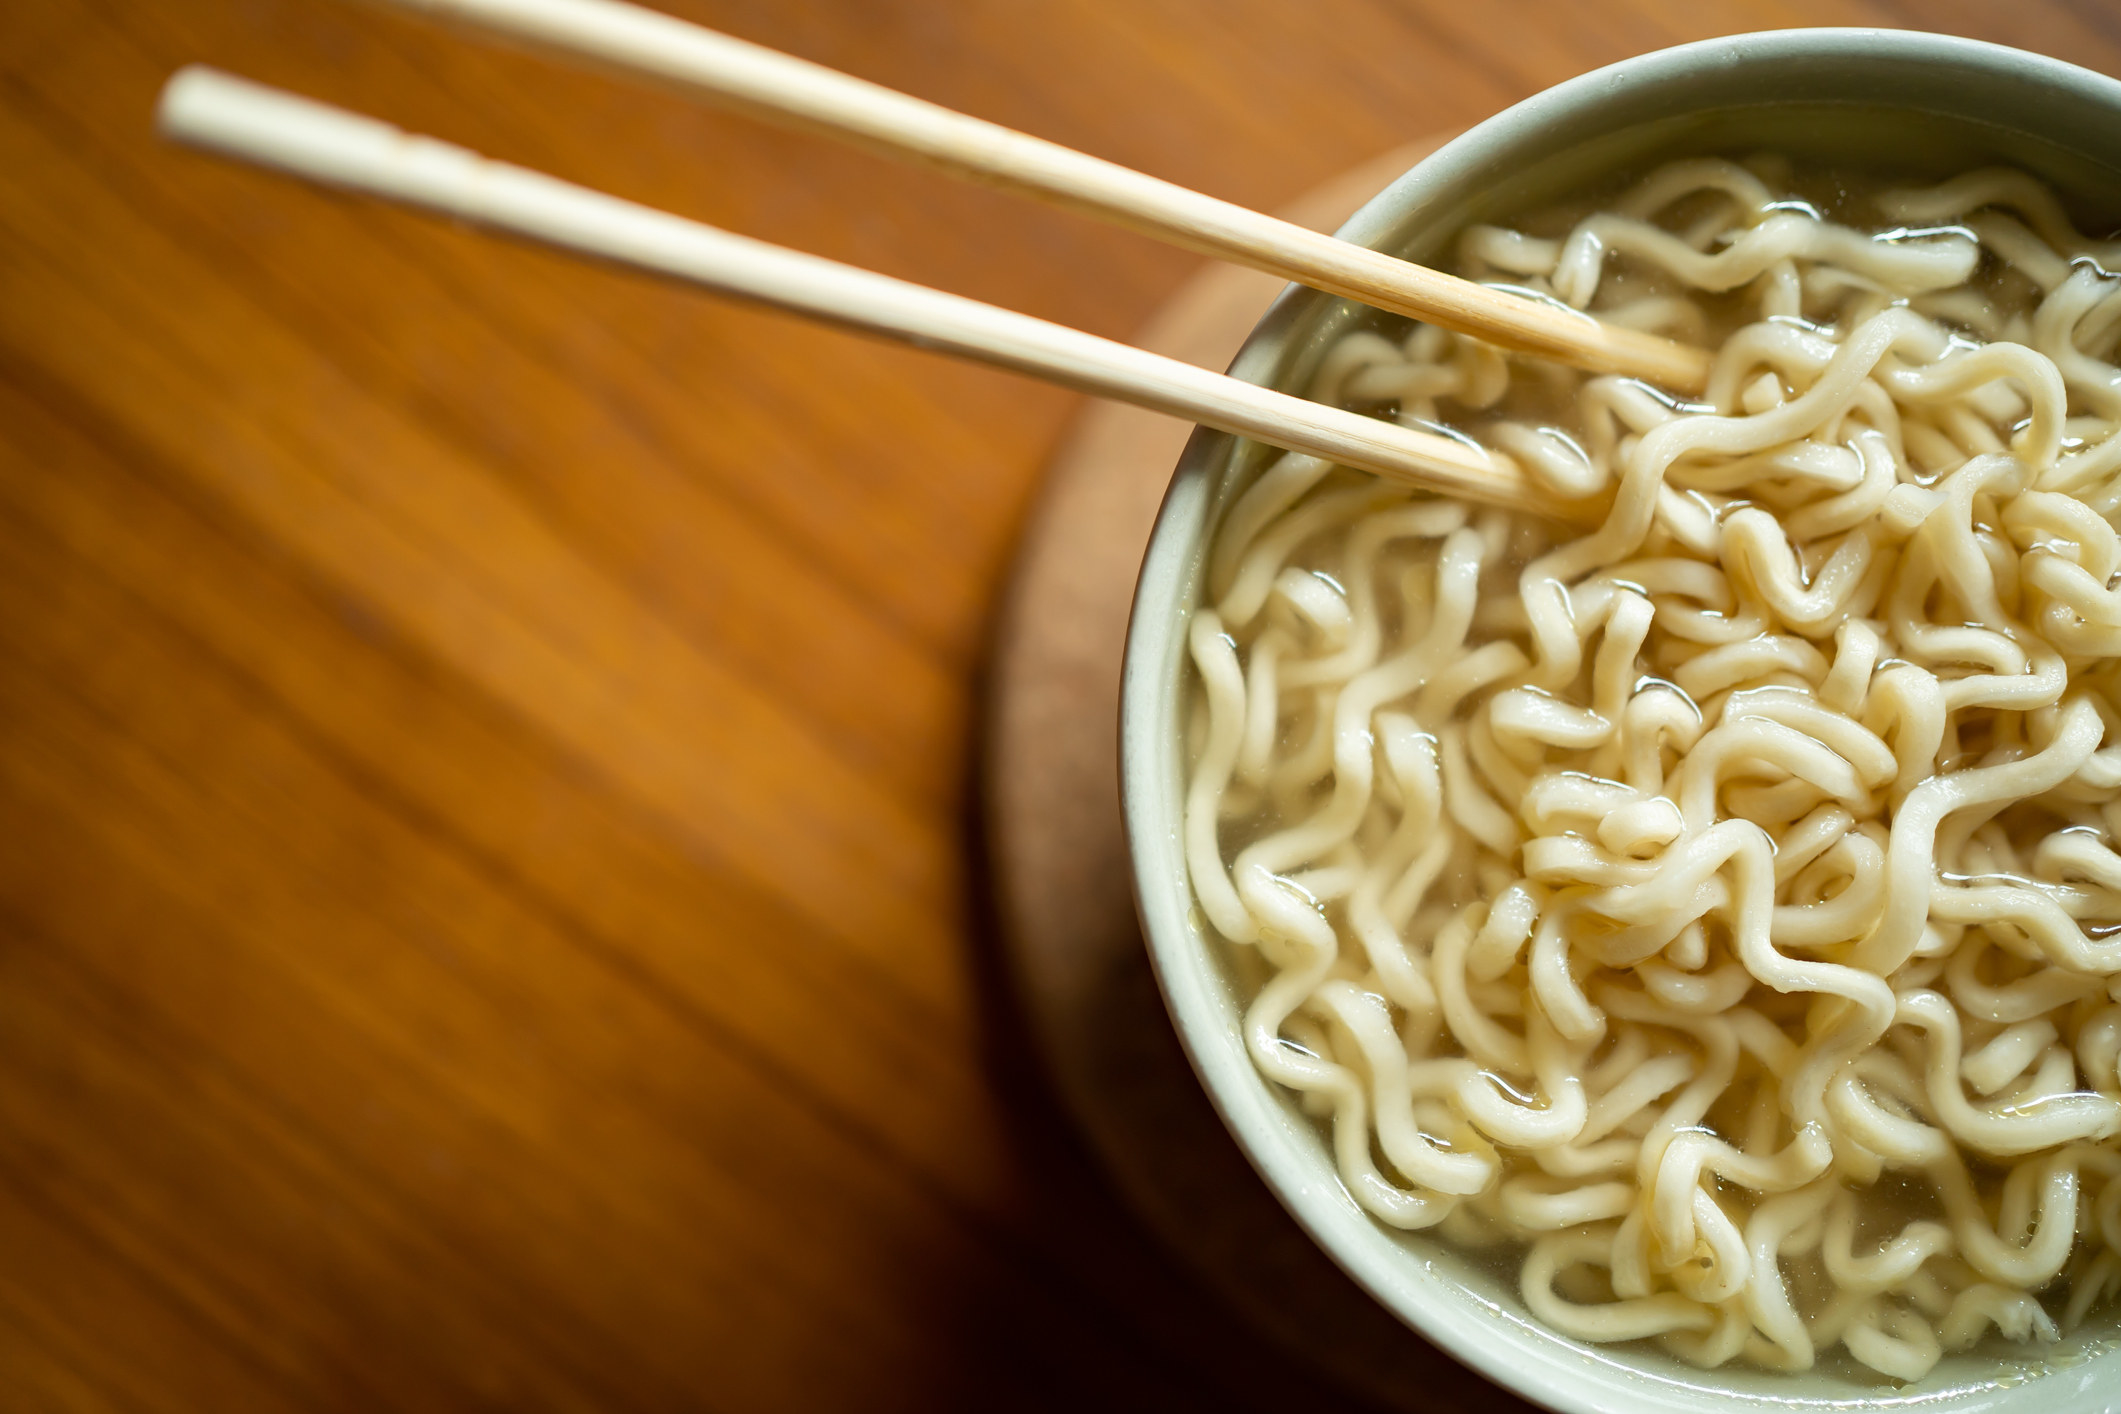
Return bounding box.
[1123,27,2121,1414]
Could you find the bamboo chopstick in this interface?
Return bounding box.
[376,0,1714,395]
[158,67,1587,518]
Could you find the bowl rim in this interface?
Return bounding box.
[1119,24,2121,1414]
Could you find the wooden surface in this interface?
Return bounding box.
[3,3,2121,1412]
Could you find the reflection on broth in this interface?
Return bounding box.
[1185,155,2121,1381]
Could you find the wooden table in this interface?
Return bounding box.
[4,3,2119,1410]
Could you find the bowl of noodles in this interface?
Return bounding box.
[1120,26,2121,1413]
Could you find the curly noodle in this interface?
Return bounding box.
[1186,158,2121,1380]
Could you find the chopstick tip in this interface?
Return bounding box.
[156,64,225,139]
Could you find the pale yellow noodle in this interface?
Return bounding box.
[1184,157,2121,1381]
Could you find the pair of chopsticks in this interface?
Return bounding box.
[159,0,1707,514]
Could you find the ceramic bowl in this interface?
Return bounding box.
[1120,27,2121,1414]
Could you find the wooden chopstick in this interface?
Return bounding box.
[376,0,1714,395]
[157,67,1591,519]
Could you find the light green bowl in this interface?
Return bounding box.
[1121,27,2121,1414]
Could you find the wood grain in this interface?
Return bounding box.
[1,3,2118,1411]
